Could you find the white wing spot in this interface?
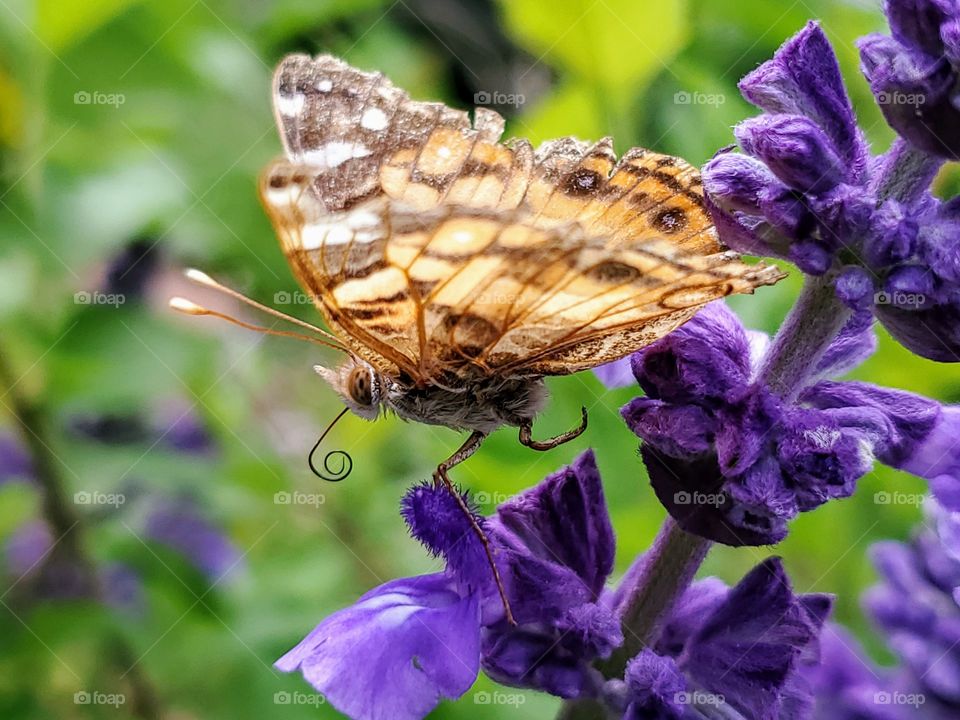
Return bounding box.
[276,93,304,116]
[317,79,333,92]
[360,107,388,131]
[301,142,372,169]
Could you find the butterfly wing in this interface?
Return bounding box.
[262,54,785,383]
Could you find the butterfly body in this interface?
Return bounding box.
[319,356,549,434]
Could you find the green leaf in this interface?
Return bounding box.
[499,0,690,105]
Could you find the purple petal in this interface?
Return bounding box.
[859,33,960,159]
[885,0,954,55]
[277,574,480,720]
[401,483,490,591]
[623,649,687,720]
[145,500,242,581]
[621,398,715,458]
[631,301,752,405]
[814,310,877,376]
[702,152,783,216]
[481,629,599,699]
[739,21,867,178]
[0,433,32,484]
[902,406,960,507]
[592,357,636,390]
[495,450,614,598]
[736,115,845,194]
[682,558,832,720]
[835,268,876,310]
[873,299,960,362]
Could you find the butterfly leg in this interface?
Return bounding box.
[433,431,516,626]
[519,406,589,451]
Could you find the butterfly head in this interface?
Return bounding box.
[314,359,384,421]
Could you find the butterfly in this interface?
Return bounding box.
[173,54,784,622]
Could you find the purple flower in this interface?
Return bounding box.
[859,0,960,159]
[863,498,960,715]
[0,432,32,484]
[4,520,142,610]
[801,624,902,720]
[703,21,960,362]
[277,451,620,719]
[623,301,959,545]
[276,574,481,720]
[620,558,831,719]
[144,500,241,581]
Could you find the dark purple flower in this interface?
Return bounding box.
[278,451,620,718]
[620,558,831,719]
[704,20,960,362]
[623,301,958,545]
[144,500,241,581]
[859,0,960,159]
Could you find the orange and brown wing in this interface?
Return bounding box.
[262,54,785,383]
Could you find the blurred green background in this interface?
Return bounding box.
[0,0,958,718]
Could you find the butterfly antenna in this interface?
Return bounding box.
[308,407,353,482]
[169,297,348,352]
[176,269,349,352]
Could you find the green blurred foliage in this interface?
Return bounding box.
[0,0,957,718]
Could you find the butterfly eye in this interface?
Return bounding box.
[347,366,374,406]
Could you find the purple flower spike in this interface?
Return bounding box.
[276,574,481,720]
[739,21,868,175]
[859,0,960,159]
[0,433,32,484]
[862,496,960,717]
[145,500,242,581]
[706,17,960,362]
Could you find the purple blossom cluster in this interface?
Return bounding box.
[615,302,958,545]
[703,13,960,361]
